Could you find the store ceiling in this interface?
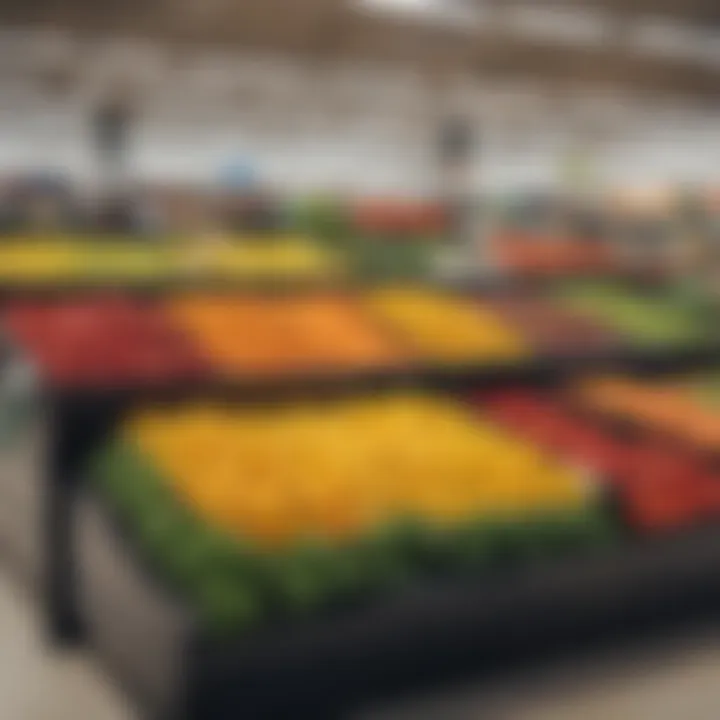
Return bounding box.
[528,0,720,21]
[0,0,717,99]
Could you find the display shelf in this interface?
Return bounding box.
[1,279,720,643]
[34,342,720,645]
[76,488,720,720]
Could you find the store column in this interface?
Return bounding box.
[91,93,135,232]
[437,113,484,277]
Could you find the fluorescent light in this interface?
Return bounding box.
[361,0,434,9]
[355,0,486,31]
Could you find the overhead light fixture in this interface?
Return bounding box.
[355,0,486,32]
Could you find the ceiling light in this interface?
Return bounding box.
[355,0,485,31]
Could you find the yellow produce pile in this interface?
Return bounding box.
[0,241,80,281]
[0,236,341,283]
[364,288,528,362]
[202,236,341,279]
[0,240,169,282]
[129,395,589,548]
[82,243,168,280]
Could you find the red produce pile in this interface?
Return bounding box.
[480,391,720,533]
[352,199,447,237]
[490,234,616,276]
[5,297,209,387]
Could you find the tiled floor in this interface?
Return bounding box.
[2,568,720,720]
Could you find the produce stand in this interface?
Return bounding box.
[31,335,720,646]
[0,0,719,716]
[76,487,720,720]
[1,280,720,655]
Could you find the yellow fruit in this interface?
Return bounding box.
[364,288,527,362]
[128,395,589,548]
[181,236,342,280]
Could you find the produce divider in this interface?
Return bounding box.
[0,268,681,299]
[0,278,352,301]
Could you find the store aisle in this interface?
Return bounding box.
[0,573,132,720]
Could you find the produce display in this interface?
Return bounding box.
[0,241,85,282]
[80,243,170,281]
[0,240,175,283]
[575,376,720,451]
[175,237,342,280]
[351,199,447,241]
[679,374,720,409]
[92,394,610,633]
[556,284,710,345]
[347,240,437,280]
[491,234,616,277]
[11,190,720,719]
[5,298,208,386]
[292,197,443,279]
[482,391,720,532]
[483,296,625,355]
[0,237,341,285]
[364,288,528,363]
[167,295,405,375]
[3,279,719,390]
[291,197,350,246]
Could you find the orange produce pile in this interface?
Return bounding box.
[167,295,405,375]
[576,378,720,450]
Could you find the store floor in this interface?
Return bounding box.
[368,625,720,720]
[1,569,720,720]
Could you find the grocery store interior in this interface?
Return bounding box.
[3,0,720,718]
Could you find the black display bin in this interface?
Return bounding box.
[39,343,720,647]
[42,371,430,643]
[76,488,720,720]
[0,346,708,720]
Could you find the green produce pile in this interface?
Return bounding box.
[345,240,438,281]
[556,283,713,346]
[290,197,442,280]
